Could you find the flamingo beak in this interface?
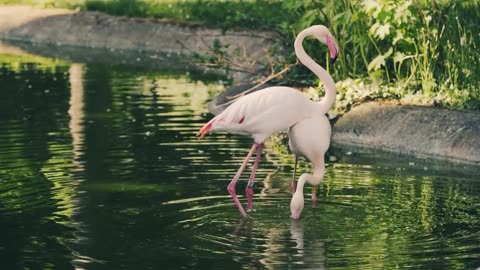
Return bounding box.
[290,193,304,220]
[327,35,339,65]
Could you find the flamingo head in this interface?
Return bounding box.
[290,191,305,220]
[310,25,339,64]
[290,174,309,219]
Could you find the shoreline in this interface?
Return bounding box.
[332,102,480,164]
[1,5,478,165]
[0,5,274,81]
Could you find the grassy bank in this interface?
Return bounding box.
[1,0,479,110]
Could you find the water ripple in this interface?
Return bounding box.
[1,56,479,270]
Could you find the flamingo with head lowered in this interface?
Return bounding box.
[288,113,332,219]
[198,25,339,218]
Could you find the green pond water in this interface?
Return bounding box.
[0,48,480,270]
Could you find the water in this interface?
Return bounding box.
[1,47,480,270]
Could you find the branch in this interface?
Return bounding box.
[226,62,297,100]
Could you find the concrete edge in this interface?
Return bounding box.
[332,102,480,165]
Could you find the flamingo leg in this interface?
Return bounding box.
[227,143,258,217]
[311,185,318,207]
[291,155,298,194]
[312,156,325,207]
[246,143,263,211]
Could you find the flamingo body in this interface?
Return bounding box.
[199,86,319,143]
[289,116,331,219]
[288,115,331,170]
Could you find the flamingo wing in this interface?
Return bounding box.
[198,86,311,139]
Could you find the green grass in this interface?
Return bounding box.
[79,0,289,32]
[0,0,286,30]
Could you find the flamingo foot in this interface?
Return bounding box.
[227,183,247,217]
[246,185,254,211]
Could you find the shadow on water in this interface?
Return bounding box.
[0,45,480,269]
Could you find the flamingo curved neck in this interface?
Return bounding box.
[294,27,336,114]
[310,165,326,185]
[295,171,325,194]
[295,175,307,194]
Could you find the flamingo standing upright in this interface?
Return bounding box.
[198,25,339,218]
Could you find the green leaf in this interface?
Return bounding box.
[362,0,380,13]
[394,51,407,63]
[377,9,389,21]
[377,23,391,39]
[368,48,393,71]
[392,29,404,45]
[369,22,391,39]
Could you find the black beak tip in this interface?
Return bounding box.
[330,56,338,65]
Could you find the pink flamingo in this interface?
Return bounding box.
[288,114,332,219]
[198,25,339,218]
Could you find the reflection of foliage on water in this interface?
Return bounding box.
[0,54,230,268]
[0,53,69,71]
[1,52,479,269]
[78,64,225,180]
[265,132,480,269]
[0,60,85,269]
